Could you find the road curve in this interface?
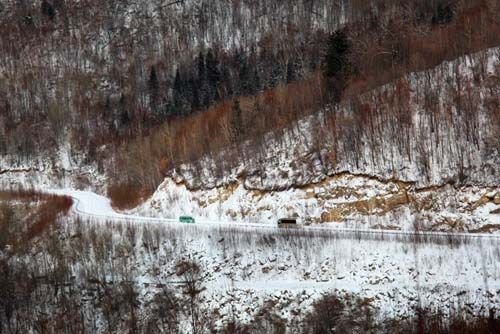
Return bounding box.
[49,188,500,240]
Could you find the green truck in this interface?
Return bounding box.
[179,216,195,224]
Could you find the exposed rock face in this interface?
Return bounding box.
[493,193,500,205]
[143,173,500,232]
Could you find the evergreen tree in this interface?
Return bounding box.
[173,69,182,96]
[172,69,186,117]
[268,58,283,88]
[237,51,257,95]
[230,99,243,143]
[221,64,233,96]
[253,68,261,92]
[432,3,453,24]
[196,52,211,108]
[197,52,206,80]
[149,66,159,92]
[286,59,297,83]
[324,29,351,101]
[41,0,56,20]
[206,49,221,102]
[206,50,221,86]
[148,66,160,114]
[190,78,201,111]
[119,94,130,128]
[324,30,350,78]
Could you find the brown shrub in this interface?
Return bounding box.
[107,184,145,210]
[27,195,73,239]
[0,188,73,246]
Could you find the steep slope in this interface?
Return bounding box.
[142,47,500,231]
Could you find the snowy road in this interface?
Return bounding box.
[50,189,500,240]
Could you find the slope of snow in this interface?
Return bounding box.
[142,47,500,231]
[55,216,500,328]
[0,147,107,192]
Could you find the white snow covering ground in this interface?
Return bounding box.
[55,210,500,328]
[139,47,500,232]
[0,145,107,192]
[1,177,499,329]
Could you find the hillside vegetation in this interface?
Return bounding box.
[1,1,499,204]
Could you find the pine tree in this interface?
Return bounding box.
[196,52,211,108]
[173,69,182,95]
[324,30,350,78]
[119,94,130,128]
[324,29,351,102]
[41,0,56,20]
[221,64,233,96]
[206,50,220,84]
[190,79,201,111]
[432,3,453,25]
[230,99,243,143]
[268,58,282,88]
[206,49,221,102]
[148,66,160,114]
[149,66,159,92]
[237,52,257,95]
[172,69,186,117]
[286,59,297,83]
[197,52,206,80]
[253,69,261,92]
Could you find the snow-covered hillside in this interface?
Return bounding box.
[0,145,107,192]
[59,216,500,330]
[142,47,500,231]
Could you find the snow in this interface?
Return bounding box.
[54,212,500,326]
[0,184,498,327]
[51,189,117,216]
[0,2,498,330]
[140,47,500,232]
[0,148,107,192]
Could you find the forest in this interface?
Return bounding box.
[0,0,499,201]
[1,1,499,332]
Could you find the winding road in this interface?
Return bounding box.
[47,189,500,241]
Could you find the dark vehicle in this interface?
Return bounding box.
[277,218,298,228]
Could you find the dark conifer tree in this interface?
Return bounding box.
[41,0,56,20]
[190,79,201,111]
[148,66,160,115]
[221,64,233,96]
[253,69,261,93]
[173,69,182,96]
[237,51,257,95]
[432,3,453,24]
[286,59,297,83]
[230,99,243,143]
[206,49,221,101]
[197,52,206,80]
[172,69,186,117]
[268,58,283,88]
[119,94,130,128]
[324,30,350,78]
[324,29,351,101]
